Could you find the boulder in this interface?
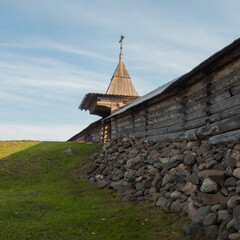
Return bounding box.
[233,168,240,179]
[203,213,217,226]
[217,210,229,223]
[170,200,182,212]
[163,160,182,170]
[200,178,218,193]
[224,177,238,188]
[188,201,197,219]
[184,154,196,166]
[233,206,240,219]
[227,196,240,208]
[191,205,211,224]
[183,182,197,195]
[183,223,201,235]
[204,225,218,239]
[229,233,240,240]
[198,170,225,184]
[234,216,240,231]
[156,197,168,208]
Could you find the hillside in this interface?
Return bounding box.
[0,141,201,240]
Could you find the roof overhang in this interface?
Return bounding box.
[80,93,139,117]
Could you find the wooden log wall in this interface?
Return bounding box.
[110,56,240,144]
[77,123,102,143]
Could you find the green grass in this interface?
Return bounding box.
[0,141,201,240]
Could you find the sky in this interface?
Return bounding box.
[0,0,240,141]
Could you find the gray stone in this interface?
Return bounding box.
[203,213,217,226]
[233,205,240,219]
[218,210,229,222]
[163,160,182,170]
[117,187,134,196]
[184,154,196,166]
[192,205,211,224]
[183,223,201,235]
[135,182,144,191]
[206,159,217,169]
[64,148,73,155]
[204,225,218,239]
[188,173,199,185]
[197,192,228,205]
[226,166,233,176]
[215,152,224,162]
[226,156,237,168]
[182,182,197,195]
[156,197,168,208]
[110,180,123,190]
[159,158,169,164]
[229,233,240,240]
[227,218,237,234]
[170,191,181,200]
[151,173,161,187]
[218,220,230,240]
[235,216,240,231]
[90,177,95,183]
[162,174,170,187]
[211,204,221,212]
[225,177,238,188]
[148,168,159,176]
[170,199,182,212]
[227,196,240,208]
[163,199,172,212]
[103,142,111,152]
[233,168,240,179]
[198,170,225,184]
[97,180,108,189]
[200,178,218,193]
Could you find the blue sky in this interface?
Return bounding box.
[0,0,240,141]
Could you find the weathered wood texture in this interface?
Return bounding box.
[110,57,240,144]
[77,123,102,143]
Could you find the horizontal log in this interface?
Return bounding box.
[220,105,240,119]
[208,129,240,145]
[209,88,231,105]
[210,94,240,114]
[230,81,240,95]
[147,127,168,136]
[210,67,240,92]
[196,115,240,139]
[148,129,197,142]
[134,131,147,138]
[148,117,185,130]
[134,126,146,132]
[211,58,240,83]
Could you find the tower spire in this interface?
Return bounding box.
[119,35,124,61]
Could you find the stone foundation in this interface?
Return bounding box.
[82,137,240,239]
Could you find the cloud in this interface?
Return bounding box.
[0,40,115,63]
[0,55,109,94]
[0,123,84,141]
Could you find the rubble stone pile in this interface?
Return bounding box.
[82,137,240,239]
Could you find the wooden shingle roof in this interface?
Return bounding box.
[105,37,138,96]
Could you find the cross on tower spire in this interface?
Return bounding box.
[119,35,124,61]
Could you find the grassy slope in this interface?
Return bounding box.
[0,141,199,240]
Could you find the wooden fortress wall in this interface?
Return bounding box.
[109,55,240,145]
